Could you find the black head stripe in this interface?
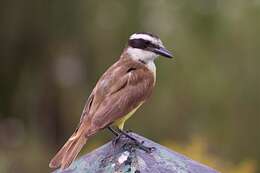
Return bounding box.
[128,39,148,49]
[128,39,159,49]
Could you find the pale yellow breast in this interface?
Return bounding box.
[114,102,143,130]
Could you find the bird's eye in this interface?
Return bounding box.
[144,40,150,45]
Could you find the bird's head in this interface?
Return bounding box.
[126,32,173,63]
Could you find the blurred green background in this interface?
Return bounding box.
[0,0,260,172]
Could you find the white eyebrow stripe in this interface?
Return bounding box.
[130,33,162,46]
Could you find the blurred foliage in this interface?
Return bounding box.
[163,135,257,173]
[0,0,260,172]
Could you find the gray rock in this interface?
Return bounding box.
[53,133,219,173]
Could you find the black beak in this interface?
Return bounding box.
[151,46,173,58]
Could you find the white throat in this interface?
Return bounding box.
[126,47,158,63]
[125,47,157,76]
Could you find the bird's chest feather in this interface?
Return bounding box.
[146,61,156,84]
[113,102,143,130]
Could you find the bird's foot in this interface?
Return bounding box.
[116,128,156,153]
[112,133,123,146]
[132,140,156,153]
[125,129,132,133]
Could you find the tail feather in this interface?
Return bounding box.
[49,135,75,168]
[49,131,88,170]
[61,135,87,169]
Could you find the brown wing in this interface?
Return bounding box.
[77,58,154,136]
[87,64,155,134]
[78,59,130,124]
[49,58,154,169]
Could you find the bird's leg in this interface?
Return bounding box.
[107,126,123,146]
[116,128,155,153]
[107,126,119,136]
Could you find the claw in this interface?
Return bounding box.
[136,143,155,153]
[150,147,156,151]
[125,129,132,133]
[112,134,122,147]
[115,128,155,153]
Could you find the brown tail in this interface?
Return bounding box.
[49,131,88,170]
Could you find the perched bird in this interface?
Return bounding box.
[49,32,173,170]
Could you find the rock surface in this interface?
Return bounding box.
[53,133,219,173]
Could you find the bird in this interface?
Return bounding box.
[49,32,173,170]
